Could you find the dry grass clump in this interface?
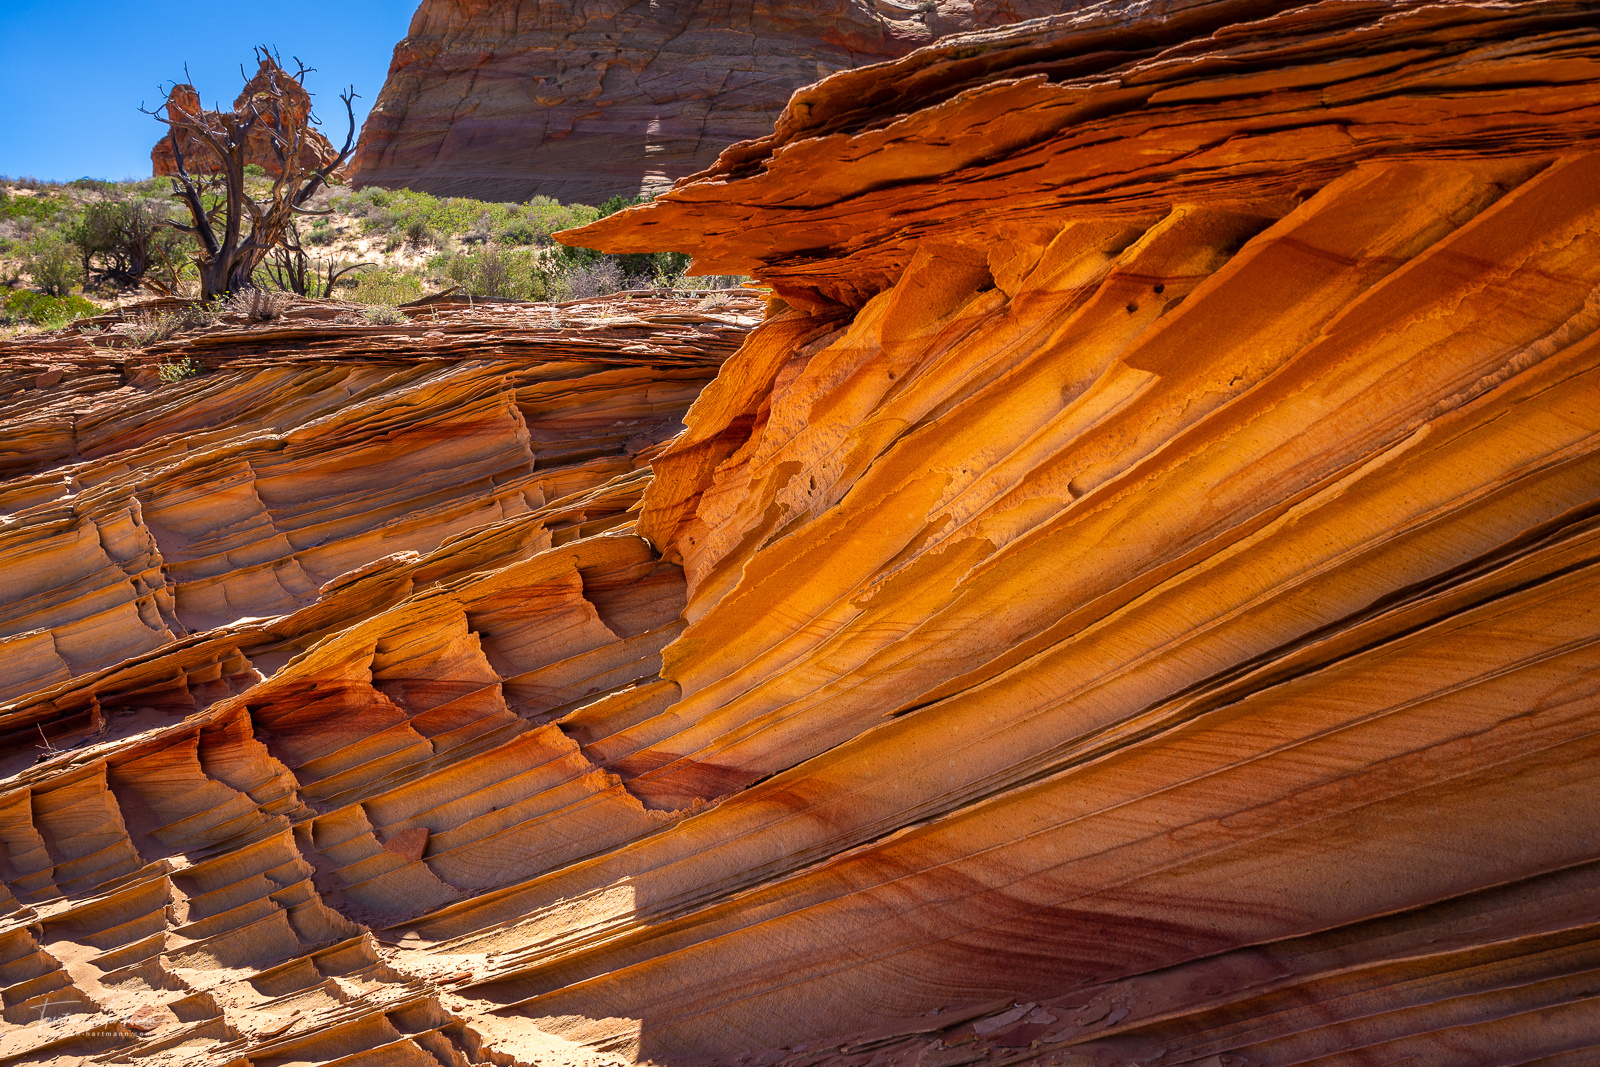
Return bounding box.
[121,309,186,346]
[361,305,407,325]
[226,288,288,322]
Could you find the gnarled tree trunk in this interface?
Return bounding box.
[148,51,358,301]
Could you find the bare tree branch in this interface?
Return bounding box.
[150,51,358,300]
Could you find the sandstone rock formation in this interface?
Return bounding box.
[0,291,756,1064]
[7,1,1600,1065]
[350,0,1070,203]
[151,57,349,181]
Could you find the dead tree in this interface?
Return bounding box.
[262,221,372,297]
[144,49,358,300]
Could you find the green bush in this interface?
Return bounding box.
[20,233,84,296]
[496,220,540,246]
[306,219,337,246]
[0,189,64,223]
[126,308,189,345]
[350,269,423,305]
[67,198,187,287]
[333,187,599,249]
[2,290,99,327]
[404,218,439,249]
[437,246,548,300]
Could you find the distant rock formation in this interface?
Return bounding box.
[151,57,348,181]
[350,0,1070,204]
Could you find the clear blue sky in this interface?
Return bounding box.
[0,1,418,181]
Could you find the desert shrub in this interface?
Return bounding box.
[517,198,599,243]
[20,233,84,296]
[465,211,496,244]
[438,246,547,300]
[333,188,600,249]
[404,218,438,250]
[691,275,751,291]
[551,257,625,301]
[496,220,540,246]
[243,164,267,178]
[0,189,64,223]
[67,198,187,288]
[350,268,423,305]
[546,194,688,288]
[595,194,639,218]
[362,304,407,324]
[306,219,337,246]
[631,249,692,284]
[124,309,186,345]
[1,291,98,327]
[168,300,224,330]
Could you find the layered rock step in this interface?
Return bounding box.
[0,294,756,1067]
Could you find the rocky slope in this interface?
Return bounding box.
[6,1,1600,1066]
[350,0,1071,203]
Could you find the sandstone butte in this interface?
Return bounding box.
[349,0,1069,203]
[6,0,1600,1065]
[151,57,348,182]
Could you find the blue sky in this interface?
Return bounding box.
[0,0,418,181]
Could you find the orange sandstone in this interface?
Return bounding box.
[7,2,1600,1066]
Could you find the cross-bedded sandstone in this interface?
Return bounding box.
[7,2,1600,1065]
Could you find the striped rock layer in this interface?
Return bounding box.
[0,295,757,1066]
[349,0,1070,203]
[6,1,1600,1066]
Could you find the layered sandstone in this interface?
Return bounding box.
[0,291,758,1064]
[7,2,1600,1066]
[350,0,1069,203]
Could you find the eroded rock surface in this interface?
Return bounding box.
[0,293,756,1066]
[350,0,1070,203]
[9,1,1600,1065]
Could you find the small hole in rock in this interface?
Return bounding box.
[1125,302,1139,314]
[1153,283,1165,294]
